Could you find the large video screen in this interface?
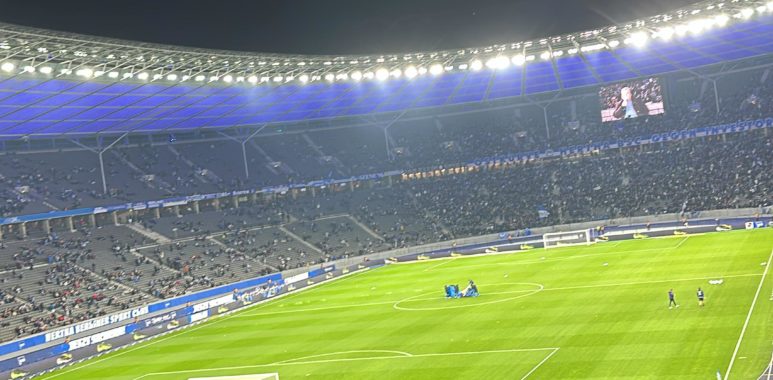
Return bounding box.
[599,77,665,122]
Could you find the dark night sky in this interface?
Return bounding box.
[0,0,701,55]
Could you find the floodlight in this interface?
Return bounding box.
[375,68,389,81]
[236,76,244,82]
[76,68,93,78]
[486,56,510,69]
[607,40,620,48]
[511,54,526,66]
[350,71,363,81]
[539,51,551,60]
[166,73,178,81]
[740,8,754,19]
[273,76,283,82]
[714,14,729,26]
[223,75,233,83]
[584,43,607,52]
[248,75,258,84]
[418,67,428,75]
[22,66,35,73]
[470,60,483,71]
[657,27,675,40]
[299,74,309,83]
[363,72,375,80]
[429,64,444,75]
[1,62,15,72]
[404,66,418,78]
[209,75,219,82]
[324,73,335,82]
[39,66,53,74]
[195,75,206,82]
[137,72,149,80]
[153,74,163,80]
[122,72,133,79]
[390,69,402,78]
[689,19,712,34]
[626,31,649,47]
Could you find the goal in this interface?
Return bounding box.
[542,228,595,249]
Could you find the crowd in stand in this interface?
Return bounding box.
[0,68,770,217]
[399,130,772,238]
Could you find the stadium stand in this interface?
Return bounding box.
[0,7,772,357]
[0,66,770,219]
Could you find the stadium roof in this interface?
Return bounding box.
[0,0,772,137]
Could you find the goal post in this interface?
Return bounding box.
[542,228,596,249]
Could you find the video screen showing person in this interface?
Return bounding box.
[599,77,665,122]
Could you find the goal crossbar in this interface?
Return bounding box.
[542,228,595,249]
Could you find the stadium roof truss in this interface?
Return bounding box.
[0,0,772,137]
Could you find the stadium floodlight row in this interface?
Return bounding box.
[0,0,770,85]
[0,1,772,136]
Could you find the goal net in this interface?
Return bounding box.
[542,228,595,249]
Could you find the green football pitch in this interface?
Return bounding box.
[39,229,773,380]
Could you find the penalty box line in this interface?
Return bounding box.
[133,347,560,380]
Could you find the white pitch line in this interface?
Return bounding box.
[419,245,705,274]
[521,347,559,379]
[724,247,773,380]
[393,231,698,273]
[41,245,769,379]
[133,347,559,380]
[760,349,773,380]
[235,288,545,318]
[673,236,690,249]
[273,350,413,364]
[235,300,399,318]
[423,257,457,271]
[232,273,762,318]
[546,273,762,293]
[392,283,545,311]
